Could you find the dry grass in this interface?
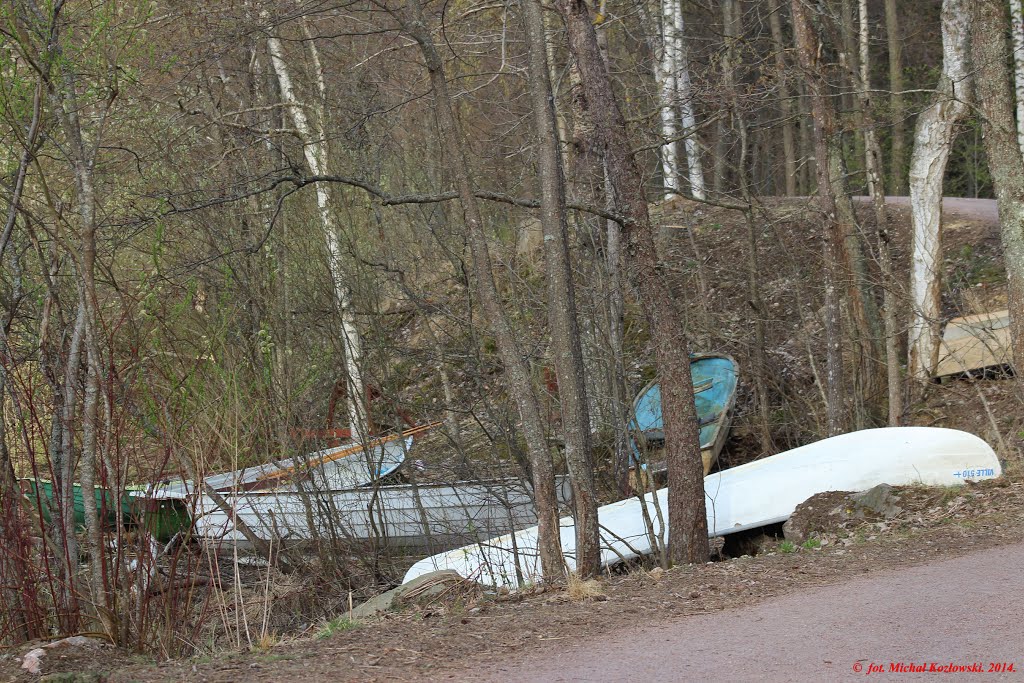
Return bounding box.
[565,572,605,602]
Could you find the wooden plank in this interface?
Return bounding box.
[934,309,1012,378]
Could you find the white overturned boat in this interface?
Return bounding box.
[403,427,1003,589]
[180,475,573,550]
[149,426,574,549]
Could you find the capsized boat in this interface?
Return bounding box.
[150,425,432,499]
[177,475,574,550]
[631,353,739,475]
[18,479,132,528]
[148,424,575,550]
[403,427,1003,589]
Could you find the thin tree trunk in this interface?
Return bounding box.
[793,0,884,425]
[655,0,681,196]
[265,25,366,440]
[671,0,705,199]
[520,0,599,578]
[768,0,798,196]
[1011,0,1024,158]
[400,0,565,580]
[970,0,1024,379]
[790,0,849,434]
[907,0,971,379]
[885,0,907,193]
[858,0,902,425]
[556,0,709,565]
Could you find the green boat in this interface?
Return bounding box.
[19,479,191,543]
[130,496,192,542]
[19,478,132,528]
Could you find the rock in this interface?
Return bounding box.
[350,570,469,620]
[851,484,903,519]
[21,636,105,676]
[784,485,904,543]
[21,648,45,675]
[349,587,401,620]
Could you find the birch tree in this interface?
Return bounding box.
[265,18,367,439]
[1009,0,1024,158]
[907,0,971,379]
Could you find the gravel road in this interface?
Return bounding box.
[478,540,1024,682]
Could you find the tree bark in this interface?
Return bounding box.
[768,0,798,197]
[858,0,902,426]
[400,0,565,580]
[265,23,367,440]
[556,0,708,565]
[520,0,599,578]
[885,0,907,193]
[907,0,971,379]
[790,0,850,434]
[969,0,1024,378]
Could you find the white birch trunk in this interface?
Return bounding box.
[1010,0,1024,157]
[907,0,971,379]
[266,28,366,438]
[671,0,705,200]
[657,0,681,197]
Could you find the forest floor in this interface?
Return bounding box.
[3,197,1023,681]
[5,457,1020,682]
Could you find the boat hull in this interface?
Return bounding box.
[186,476,575,552]
[19,479,131,528]
[404,427,1003,589]
[631,354,739,476]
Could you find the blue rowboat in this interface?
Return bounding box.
[630,353,739,474]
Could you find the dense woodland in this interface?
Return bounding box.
[1,0,1023,655]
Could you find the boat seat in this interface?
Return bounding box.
[640,412,720,445]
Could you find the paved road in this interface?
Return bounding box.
[479,541,1024,682]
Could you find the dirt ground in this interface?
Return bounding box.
[2,460,1020,682]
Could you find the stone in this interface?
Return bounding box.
[783,486,904,543]
[851,484,903,520]
[349,570,468,620]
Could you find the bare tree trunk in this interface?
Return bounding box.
[556,0,709,565]
[885,0,907,193]
[654,0,681,196]
[722,0,772,450]
[265,23,366,440]
[790,0,849,434]
[1011,0,1024,158]
[858,0,902,425]
[520,0,599,578]
[400,0,565,580]
[907,0,971,379]
[671,0,705,199]
[793,0,884,425]
[970,0,1024,378]
[768,0,798,196]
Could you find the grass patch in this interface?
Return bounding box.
[778,540,796,553]
[316,616,359,640]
